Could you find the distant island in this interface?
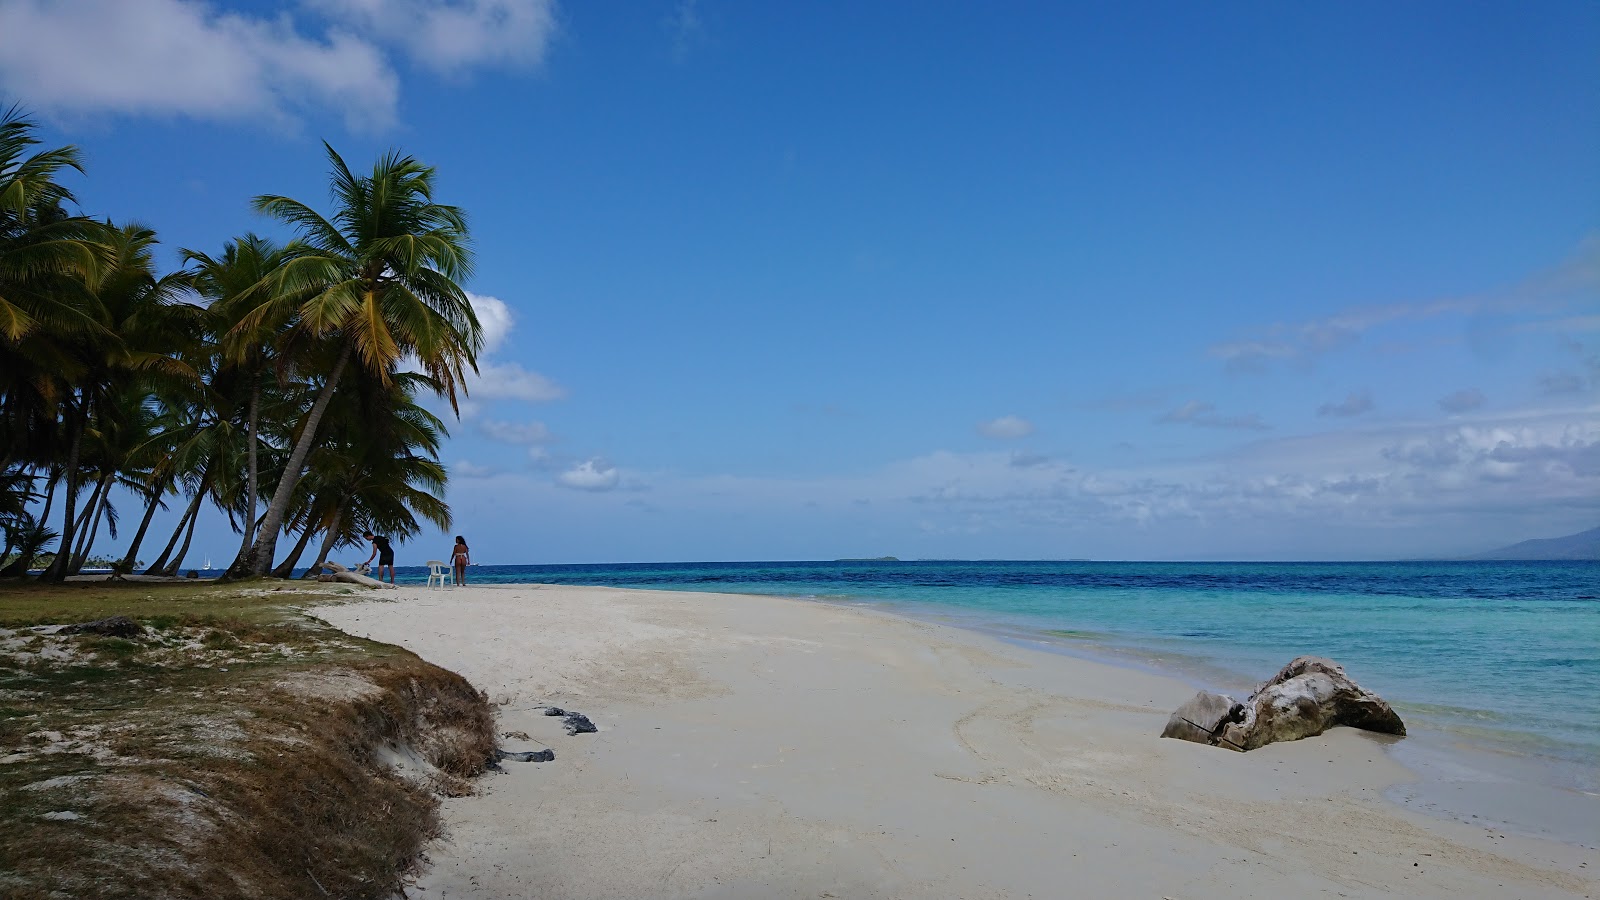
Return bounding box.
[835,557,900,562]
[1466,526,1600,561]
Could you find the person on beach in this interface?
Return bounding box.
[451,535,471,586]
[363,532,395,584]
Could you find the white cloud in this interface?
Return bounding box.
[466,291,515,354]
[0,0,557,128]
[557,458,619,491]
[1157,401,1269,431]
[0,0,398,129]
[470,361,566,403]
[452,459,495,478]
[1317,389,1374,418]
[479,419,552,444]
[976,415,1034,440]
[305,0,557,72]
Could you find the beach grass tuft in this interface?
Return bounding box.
[0,579,495,900]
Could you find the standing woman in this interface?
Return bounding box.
[452,535,471,586]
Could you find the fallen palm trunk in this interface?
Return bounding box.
[317,561,396,590]
[1161,655,1405,751]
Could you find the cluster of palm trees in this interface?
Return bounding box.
[0,108,482,582]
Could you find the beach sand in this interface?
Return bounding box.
[322,584,1597,899]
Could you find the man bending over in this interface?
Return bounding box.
[363,532,396,584]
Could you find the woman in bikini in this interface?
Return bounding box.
[451,535,471,586]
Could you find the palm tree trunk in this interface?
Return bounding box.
[42,401,85,583]
[145,476,208,575]
[224,381,262,579]
[69,473,115,574]
[246,343,353,576]
[118,471,174,573]
[163,496,205,576]
[271,521,321,579]
[308,505,346,575]
[36,466,62,535]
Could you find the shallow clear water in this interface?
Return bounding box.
[393,559,1598,788]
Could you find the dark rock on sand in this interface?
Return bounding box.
[562,712,597,735]
[542,707,565,716]
[1161,656,1404,752]
[497,748,555,763]
[59,616,143,638]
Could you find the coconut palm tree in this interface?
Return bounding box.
[233,144,480,576]
[185,234,300,577]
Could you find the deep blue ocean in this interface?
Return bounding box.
[388,559,1598,780]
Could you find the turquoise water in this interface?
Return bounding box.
[394,559,1598,786]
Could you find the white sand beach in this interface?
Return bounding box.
[322,584,1597,899]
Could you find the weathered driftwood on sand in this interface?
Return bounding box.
[316,561,396,590]
[1161,655,1404,751]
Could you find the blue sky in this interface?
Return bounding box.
[3,0,1597,563]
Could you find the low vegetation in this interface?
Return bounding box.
[0,579,496,900]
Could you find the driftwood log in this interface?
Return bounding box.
[316,561,396,590]
[1161,656,1404,751]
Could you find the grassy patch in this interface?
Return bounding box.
[0,579,495,900]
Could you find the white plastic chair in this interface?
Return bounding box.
[425,560,454,589]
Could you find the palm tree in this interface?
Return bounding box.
[233,144,481,576]
[185,234,299,578]
[0,109,108,566]
[39,223,197,582]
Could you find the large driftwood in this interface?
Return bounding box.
[316,561,395,590]
[1161,655,1404,751]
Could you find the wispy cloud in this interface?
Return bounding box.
[305,0,557,73]
[479,419,553,444]
[1157,401,1268,430]
[1438,388,1486,414]
[1317,389,1374,418]
[664,0,705,63]
[977,415,1034,440]
[1208,235,1600,374]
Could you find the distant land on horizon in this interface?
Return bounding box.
[1465,526,1600,561]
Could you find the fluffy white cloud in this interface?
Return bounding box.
[305,0,557,72]
[0,0,398,129]
[976,415,1034,440]
[466,291,515,354]
[479,419,552,444]
[558,459,619,492]
[0,0,557,128]
[470,361,566,402]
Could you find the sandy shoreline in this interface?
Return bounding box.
[321,584,1597,899]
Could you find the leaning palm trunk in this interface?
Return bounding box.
[163,500,204,576]
[224,382,262,578]
[69,473,115,574]
[67,479,102,566]
[246,343,353,576]
[117,472,174,573]
[41,405,85,584]
[145,473,209,575]
[271,522,321,579]
[308,505,346,576]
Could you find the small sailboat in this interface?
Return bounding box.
[202,556,212,571]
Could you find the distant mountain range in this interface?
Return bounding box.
[1467,526,1600,561]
